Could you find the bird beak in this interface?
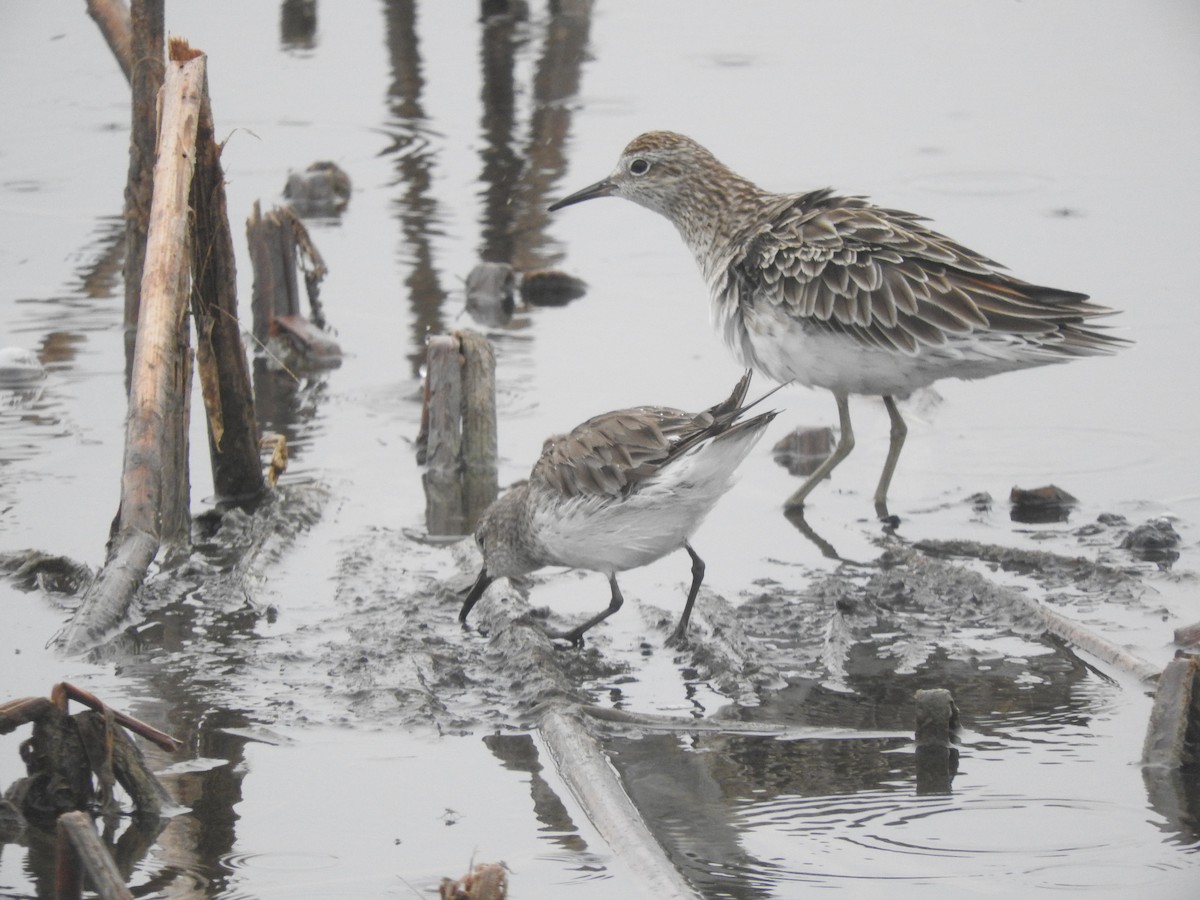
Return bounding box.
[548,178,616,211]
[459,567,494,624]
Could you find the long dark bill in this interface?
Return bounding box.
[459,567,494,624]
[547,179,616,212]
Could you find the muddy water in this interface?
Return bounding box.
[2,2,1199,897]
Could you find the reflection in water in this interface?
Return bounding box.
[73,214,126,303]
[382,1,592,372]
[601,638,1125,892]
[382,0,448,377]
[507,0,592,274]
[608,733,781,899]
[251,357,330,468]
[280,0,318,51]
[477,7,526,266]
[475,1,591,274]
[483,733,588,852]
[1143,766,1200,847]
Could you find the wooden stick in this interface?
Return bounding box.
[58,682,183,753]
[0,696,55,732]
[120,38,205,543]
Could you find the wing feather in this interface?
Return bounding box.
[732,189,1116,354]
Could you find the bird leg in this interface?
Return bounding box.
[666,543,706,647]
[549,574,625,647]
[783,393,855,511]
[873,395,908,518]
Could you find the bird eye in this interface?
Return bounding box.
[628,157,651,176]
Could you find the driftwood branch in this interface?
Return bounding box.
[57,41,206,654]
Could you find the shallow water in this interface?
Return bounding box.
[2,2,1199,897]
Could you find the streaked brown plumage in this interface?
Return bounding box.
[550,131,1127,515]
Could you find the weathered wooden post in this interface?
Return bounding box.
[191,83,265,504]
[246,203,338,363]
[418,330,498,535]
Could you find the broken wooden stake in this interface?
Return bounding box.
[914,688,959,794]
[246,202,338,365]
[419,330,498,535]
[191,80,266,505]
[1142,652,1200,770]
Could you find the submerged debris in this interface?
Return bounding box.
[0,683,180,829]
[1120,517,1181,564]
[439,862,509,899]
[283,160,351,217]
[461,264,587,327]
[1009,484,1077,523]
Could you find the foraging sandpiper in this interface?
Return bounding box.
[461,371,777,646]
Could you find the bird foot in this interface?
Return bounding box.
[664,628,690,650]
[544,626,587,649]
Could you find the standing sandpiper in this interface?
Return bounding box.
[461,372,777,646]
[549,131,1127,516]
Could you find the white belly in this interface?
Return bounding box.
[721,295,1065,397]
[531,427,761,574]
